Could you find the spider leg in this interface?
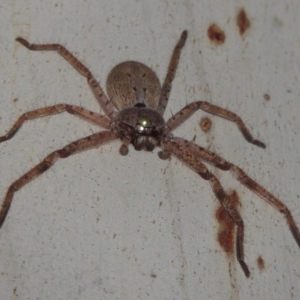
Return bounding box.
[171,137,300,248]
[230,165,300,248]
[16,37,115,118]
[157,30,188,116]
[161,137,250,277]
[0,131,117,228]
[165,101,266,148]
[0,104,111,143]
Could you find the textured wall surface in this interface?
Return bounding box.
[0,1,300,299]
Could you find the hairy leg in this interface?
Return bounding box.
[169,137,300,248]
[0,104,111,143]
[157,30,188,116]
[0,131,117,227]
[161,137,250,277]
[16,37,115,118]
[165,101,266,148]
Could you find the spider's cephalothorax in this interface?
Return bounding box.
[115,105,165,152]
[1,30,299,278]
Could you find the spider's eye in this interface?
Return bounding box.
[140,119,148,127]
[136,118,151,133]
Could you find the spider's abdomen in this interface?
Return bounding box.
[106,61,161,111]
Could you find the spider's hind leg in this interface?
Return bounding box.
[161,137,250,277]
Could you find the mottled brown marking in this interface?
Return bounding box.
[207,24,226,45]
[237,8,251,35]
[216,191,240,254]
[257,256,265,270]
[200,117,212,132]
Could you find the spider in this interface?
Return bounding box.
[0,30,299,278]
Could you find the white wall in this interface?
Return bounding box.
[0,1,300,299]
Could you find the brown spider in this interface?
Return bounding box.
[0,30,299,278]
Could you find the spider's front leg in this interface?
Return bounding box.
[0,131,117,227]
[158,30,188,115]
[165,101,266,149]
[16,37,115,118]
[160,137,250,277]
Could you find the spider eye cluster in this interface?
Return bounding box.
[117,106,165,135]
[135,118,153,133]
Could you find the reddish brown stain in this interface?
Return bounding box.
[257,256,265,270]
[237,8,251,35]
[215,191,240,253]
[199,117,212,133]
[264,94,271,101]
[207,24,226,45]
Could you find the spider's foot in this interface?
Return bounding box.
[239,260,250,278]
[0,204,10,229]
[16,37,30,48]
[253,139,266,149]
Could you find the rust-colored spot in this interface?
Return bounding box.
[207,24,226,45]
[257,256,265,270]
[237,8,250,35]
[200,117,212,132]
[216,191,240,253]
[12,98,18,103]
[264,94,270,101]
